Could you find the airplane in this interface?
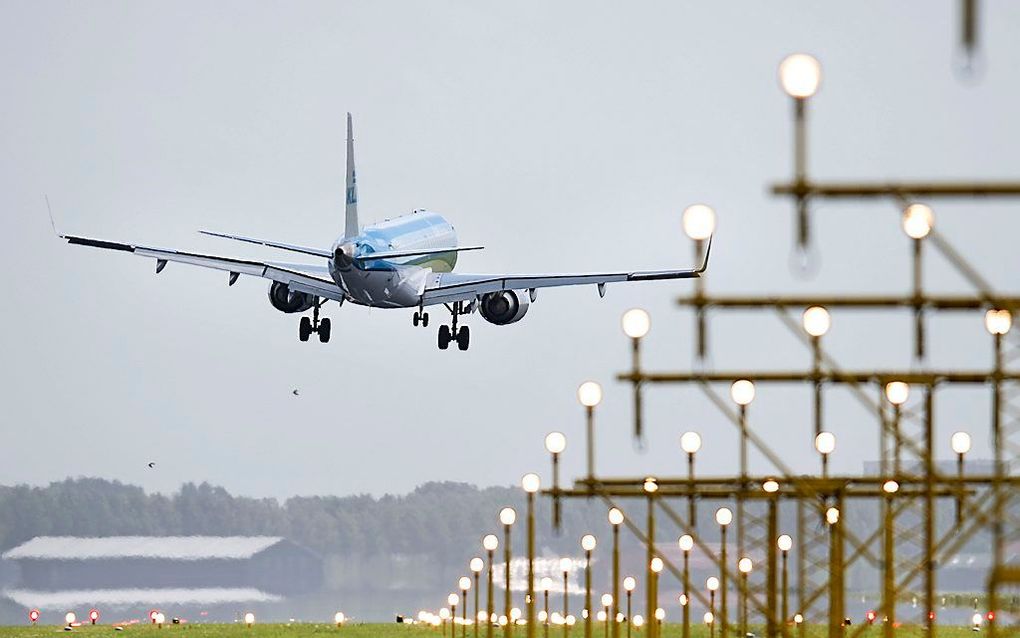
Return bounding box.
[57,114,710,351]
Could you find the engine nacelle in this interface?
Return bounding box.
[478,290,530,325]
[268,282,316,314]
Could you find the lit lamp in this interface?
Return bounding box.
[715,507,732,638]
[650,558,664,638]
[609,508,625,638]
[679,535,694,638]
[28,609,39,625]
[814,431,836,478]
[622,308,651,439]
[500,508,518,638]
[902,203,934,240]
[778,53,822,251]
[884,381,909,476]
[707,577,720,638]
[484,534,500,638]
[951,431,972,523]
[244,612,255,628]
[683,204,715,357]
[680,432,702,528]
[802,306,830,435]
[154,612,165,629]
[633,616,644,631]
[523,473,541,637]
[461,576,473,638]
[655,608,665,633]
[737,558,753,638]
[601,595,614,638]
[578,381,603,485]
[65,612,76,627]
[777,535,793,623]
[623,577,637,638]
[560,557,573,638]
[541,577,553,638]
[545,431,567,529]
[582,534,598,638]
[334,612,346,627]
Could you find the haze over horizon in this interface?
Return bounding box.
[2,2,1017,500]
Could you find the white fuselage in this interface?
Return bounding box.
[329,210,458,308]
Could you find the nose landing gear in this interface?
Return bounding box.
[299,298,331,343]
[437,301,470,351]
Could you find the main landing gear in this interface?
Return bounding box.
[437,301,470,351]
[299,298,331,343]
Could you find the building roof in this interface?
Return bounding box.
[2,536,285,561]
[2,587,281,608]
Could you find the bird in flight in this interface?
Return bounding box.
[147,462,156,469]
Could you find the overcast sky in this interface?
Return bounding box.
[1,1,1017,500]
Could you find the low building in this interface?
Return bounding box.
[2,536,322,607]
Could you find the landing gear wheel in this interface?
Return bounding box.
[318,318,331,343]
[413,312,420,327]
[438,325,451,350]
[299,317,312,342]
[422,312,429,327]
[456,325,470,351]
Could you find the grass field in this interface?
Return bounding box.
[0,624,987,638]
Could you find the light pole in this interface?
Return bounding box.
[778,535,793,624]
[763,479,779,638]
[902,203,933,358]
[644,477,659,638]
[461,577,473,638]
[621,308,651,440]
[825,506,844,638]
[623,577,636,638]
[560,557,572,638]
[715,507,732,638]
[484,534,499,638]
[951,431,972,523]
[577,381,603,487]
[682,203,715,358]
[802,305,830,436]
[471,558,485,638]
[881,480,899,638]
[523,473,541,638]
[814,432,835,479]
[679,535,694,638]
[986,307,1011,638]
[680,432,701,529]
[500,508,518,638]
[441,608,451,637]
[655,608,665,635]
[730,379,754,567]
[582,534,598,638]
[707,577,719,638]
[884,381,909,476]
[450,593,461,638]
[602,595,614,638]
[650,558,664,638]
[541,577,553,638]
[609,508,625,638]
[737,558,753,638]
[545,432,567,530]
[778,52,822,254]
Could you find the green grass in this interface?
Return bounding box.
[0,624,989,638]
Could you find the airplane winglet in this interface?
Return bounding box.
[45,195,59,237]
[696,234,713,274]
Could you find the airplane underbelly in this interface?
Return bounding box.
[338,266,426,308]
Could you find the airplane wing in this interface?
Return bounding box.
[62,234,345,302]
[422,237,711,306]
[198,230,332,258]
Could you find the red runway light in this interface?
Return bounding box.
[28,609,40,623]
[89,609,100,624]
[149,610,159,623]
[987,611,996,621]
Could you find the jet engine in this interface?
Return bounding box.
[268,282,316,314]
[478,290,530,325]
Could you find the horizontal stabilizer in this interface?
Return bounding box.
[199,230,331,258]
[354,246,484,261]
